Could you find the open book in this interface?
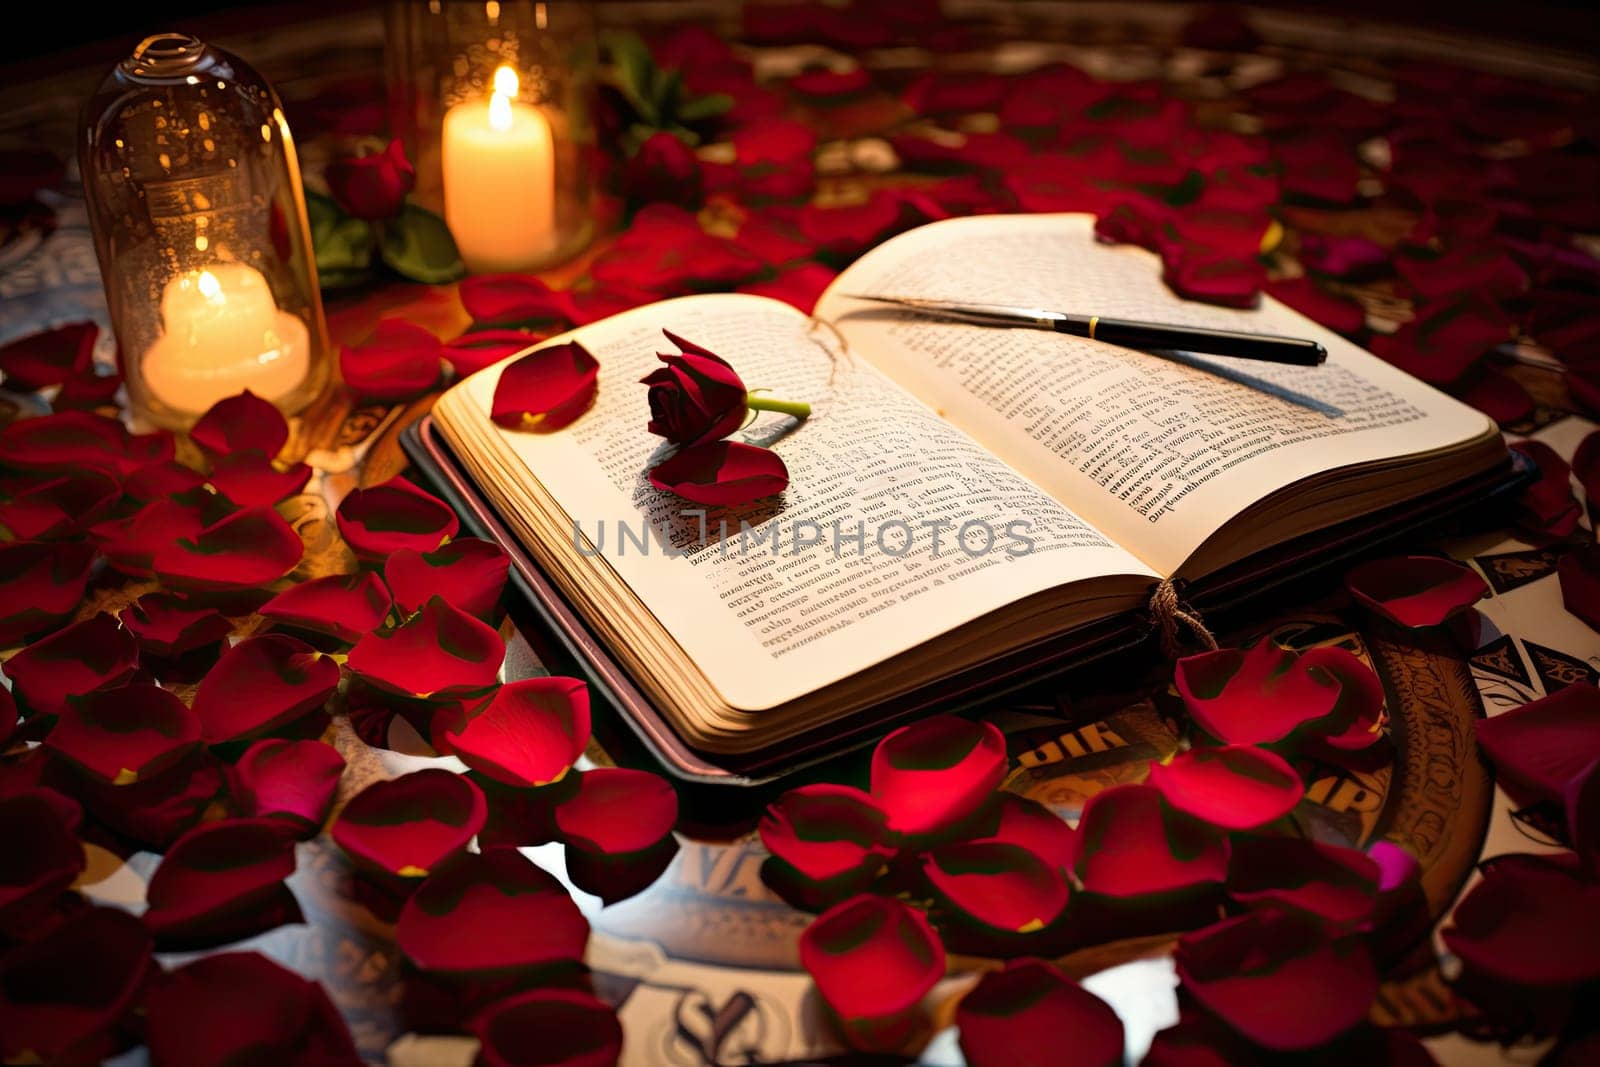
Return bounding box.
[431,214,1506,758]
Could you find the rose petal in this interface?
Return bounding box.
[230,738,346,833]
[957,958,1124,1067]
[490,340,599,431]
[1300,647,1388,752]
[340,319,444,401]
[1365,840,1431,963]
[0,789,84,934]
[924,841,1071,934]
[207,450,312,506]
[1074,784,1230,898]
[869,715,1006,840]
[0,321,96,391]
[1509,440,1582,539]
[621,130,704,207]
[260,571,394,643]
[759,783,896,895]
[1297,233,1390,279]
[1441,852,1600,986]
[396,849,589,973]
[336,475,460,561]
[1263,276,1366,336]
[0,540,96,645]
[460,274,576,327]
[800,894,944,1049]
[0,686,13,747]
[738,262,839,313]
[442,329,541,377]
[325,137,414,220]
[1175,909,1377,1051]
[1566,757,1600,878]
[119,593,233,658]
[647,440,790,506]
[0,906,153,1065]
[155,506,304,592]
[44,683,200,785]
[964,793,1078,870]
[1558,544,1600,634]
[798,191,908,259]
[123,459,208,502]
[1147,745,1303,831]
[1573,430,1600,505]
[1273,135,1361,204]
[73,749,224,850]
[1368,299,1511,387]
[331,768,487,878]
[1174,639,1340,746]
[1226,834,1380,927]
[2,612,138,717]
[1475,683,1600,807]
[191,634,339,743]
[99,495,214,578]
[468,989,622,1067]
[189,390,289,458]
[143,816,301,949]
[438,677,589,787]
[384,537,509,621]
[55,368,123,410]
[1345,555,1490,629]
[144,952,360,1067]
[0,470,119,540]
[1161,247,1263,308]
[553,767,677,856]
[1464,367,1536,425]
[0,410,173,478]
[347,596,504,701]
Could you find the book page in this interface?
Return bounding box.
[818,214,1495,577]
[457,293,1155,711]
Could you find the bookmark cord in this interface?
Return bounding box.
[1150,578,1218,658]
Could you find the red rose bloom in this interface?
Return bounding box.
[641,330,749,446]
[325,138,414,220]
[622,131,704,207]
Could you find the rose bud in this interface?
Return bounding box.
[622,131,704,207]
[326,138,415,220]
[642,330,809,447]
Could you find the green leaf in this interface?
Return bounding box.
[677,92,734,122]
[380,203,465,285]
[306,190,375,281]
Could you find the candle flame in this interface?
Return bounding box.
[489,65,518,132]
[197,270,223,301]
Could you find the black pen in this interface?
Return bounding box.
[842,294,1327,367]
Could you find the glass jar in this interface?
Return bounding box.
[384,0,597,274]
[80,33,331,430]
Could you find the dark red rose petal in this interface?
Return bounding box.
[1226,834,1380,927]
[759,783,895,894]
[340,318,444,401]
[738,262,839,313]
[1147,745,1303,830]
[142,816,301,949]
[331,768,487,878]
[0,321,96,391]
[207,450,313,506]
[0,410,173,478]
[1173,639,1340,746]
[74,749,224,850]
[155,506,304,592]
[119,593,233,658]
[468,989,622,1067]
[189,389,290,458]
[1460,368,1534,425]
[123,459,208,502]
[44,683,200,785]
[1264,276,1366,336]
[0,470,119,540]
[99,495,213,578]
[326,137,414,220]
[1566,757,1600,878]
[800,894,944,1050]
[0,686,12,747]
[648,440,790,506]
[2,612,138,717]
[870,715,1006,840]
[191,634,339,743]
[442,329,542,377]
[230,738,346,833]
[965,793,1077,871]
[621,130,704,207]
[1509,439,1582,539]
[145,951,360,1067]
[1297,233,1390,279]
[384,537,509,621]
[1368,299,1510,388]
[1300,647,1387,752]
[438,677,590,788]
[1175,908,1377,1051]
[798,191,908,259]
[1573,430,1600,505]
[1161,247,1263,309]
[54,367,123,410]
[260,570,394,643]
[396,848,588,973]
[1365,840,1431,962]
[336,475,460,561]
[957,958,1124,1067]
[0,539,96,645]
[1074,783,1230,898]
[1558,544,1600,634]
[347,595,504,701]
[0,789,84,934]
[1345,555,1489,629]
[460,274,576,327]
[553,767,677,857]
[924,841,1071,934]
[490,340,599,431]
[0,906,153,1066]
[1475,683,1600,808]
[1441,852,1600,986]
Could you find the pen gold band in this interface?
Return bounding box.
[1088,315,1098,340]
